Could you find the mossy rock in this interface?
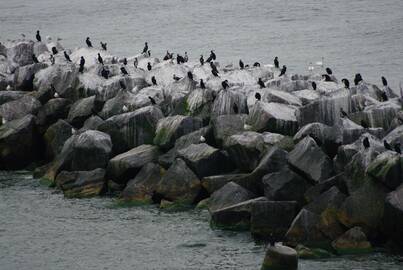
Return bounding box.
[295,245,334,259]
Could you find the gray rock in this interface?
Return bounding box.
[80,115,104,131]
[201,174,251,195]
[36,98,71,130]
[43,119,73,160]
[0,91,25,106]
[367,151,402,190]
[67,96,96,128]
[211,114,247,146]
[261,245,298,270]
[382,184,403,248]
[13,63,48,91]
[6,41,34,69]
[0,95,41,121]
[208,182,256,212]
[211,89,248,116]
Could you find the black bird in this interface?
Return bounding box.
[239,59,244,70]
[382,76,388,87]
[211,91,217,102]
[97,53,103,65]
[279,65,286,77]
[147,50,151,57]
[222,80,229,90]
[147,62,152,71]
[200,79,206,89]
[206,50,216,62]
[312,81,317,90]
[340,108,348,118]
[173,74,181,81]
[163,51,170,61]
[187,71,193,80]
[381,91,388,102]
[233,103,239,114]
[148,96,156,105]
[384,140,393,151]
[119,80,126,90]
[210,61,218,72]
[79,65,84,73]
[342,78,350,89]
[360,119,369,129]
[200,55,204,66]
[123,58,127,65]
[258,78,265,88]
[326,67,333,75]
[36,30,41,42]
[354,73,363,86]
[151,76,157,85]
[80,56,85,67]
[51,46,58,55]
[86,37,93,48]
[253,62,261,67]
[121,67,128,75]
[255,92,261,101]
[142,42,148,54]
[322,74,332,82]
[133,58,138,68]
[64,51,71,62]
[100,42,107,51]
[395,143,401,154]
[101,68,109,79]
[211,69,219,77]
[363,137,370,149]
[274,57,279,69]
[177,54,185,64]
[32,54,39,63]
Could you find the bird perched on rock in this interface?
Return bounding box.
[326,67,333,75]
[342,78,350,89]
[311,81,317,90]
[54,92,59,98]
[49,54,55,65]
[255,92,261,101]
[71,128,77,135]
[340,108,348,118]
[36,30,41,42]
[239,59,244,70]
[395,143,401,154]
[206,50,216,62]
[119,80,126,90]
[200,79,206,89]
[200,55,204,66]
[142,42,148,54]
[121,67,128,75]
[253,62,260,67]
[363,137,370,148]
[80,56,85,67]
[134,58,138,68]
[187,71,193,81]
[177,54,185,64]
[101,68,109,79]
[354,73,363,86]
[173,74,181,81]
[233,103,239,114]
[151,76,157,85]
[32,54,39,63]
[211,69,219,77]
[199,136,206,143]
[279,65,286,77]
[147,62,152,71]
[122,105,128,113]
[274,57,279,69]
[322,74,332,82]
[97,53,104,65]
[222,80,229,90]
[123,58,127,65]
[148,96,156,105]
[384,140,392,151]
[258,78,265,89]
[382,76,388,87]
[86,37,93,48]
[64,51,71,62]
[100,42,107,51]
[184,52,189,62]
[51,46,58,55]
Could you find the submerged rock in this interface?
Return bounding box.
[331,227,372,255]
[261,244,298,270]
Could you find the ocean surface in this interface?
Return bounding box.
[0,0,403,89]
[1,171,403,270]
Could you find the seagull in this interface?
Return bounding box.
[1,117,6,125]
[71,128,77,135]
[54,92,59,98]
[122,105,129,112]
[308,62,314,72]
[6,85,11,91]
[199,136,206,143]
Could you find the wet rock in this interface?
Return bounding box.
[107,144,160,184]
[6,41,35,69]
[80,115,104,131]
[367,151,403,190]
[266,89,302,107]
[304,173,347,204]
[383,125,403,146]
[0,91,25,106]
[98,90,137,119]
[211,114,247,146]
[382,184,403,247]
[98,105,163,155]
[13,63,48,91]
[261,245,298,270]
[247,102,298,135]
[0,95,41,121]
[331,227,372,255]
[153,115,203,150]
[36,98,71,131]
[0,114,39,169]
[211,89,248,116]
[295,245,333,259]
[208,182,256,212]
[67,96,96,128]
[288,136,334,183]
[201,174,251,195]
[55,168,106,198]
[293,89,320,105]
[43,119,73,160]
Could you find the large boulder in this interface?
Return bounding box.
[288,136,334,183]
[43,119,73,160]
[98,105,163,155]
[177,143,228,178]
[0,91,25,106]
[247,102,298,135]
[0,95,41,121]
[201,174,251,195]
[6,41,34,69]
[331,227,372,255]
[0,114,40,169]
[208,182,256,212]
[211,114,247,146]
[382,184,403,247]
[153,115,203,150]
[121,163,166,204]
[36,98,71,131]
[55,168,106,198]
[13,63,48,91]
[383,125,403,146]
[67,96,96,128]
[211,89,248,117]
[155,158,200,204]
[106,144,160,184]
[223,131,266,172]
[367,151,403,190]
[261,245,298,270]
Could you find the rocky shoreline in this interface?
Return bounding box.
[0,37,402,268]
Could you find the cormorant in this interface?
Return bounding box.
[274,57,279,69]
[148,96,156,105]
[80,56,85,67]
[340,108,348,118]
[342,78,350,89]
[147,62,152,71]
[239,59,244,70]
[233,103,239,114]
[200,55,204,66]
[121,67,128,75]
[210,61,218,72]
[206,50,216,62]
[50,54,55,65]
[36,30,41,42]
[258,78,265,88]
[211,69,219,77]
[147,50,151,57]
[322,74,332,82]
[326,67,333,75]
[384,140,392,151]
[142,42,148,54]
[51,46,58,55]
[253,62,261,67]
[363,137,370,149]
[184,52,188,62]
[200,79,206,89]
[134,58,138,68]
[255,92,261,101]
[97,53,103,65]
[222,80,229,90]
[187,71,193,80]
[395,143,401,154]
[151,76,157,85]
[100,42,107,51]
[123,58,127,65]
[163,51,170,61]
[360,119,369,129]
[32,54,39,63]
[279,65,286,77]
[86,37,92,48]
[101,68,109,79]
[64,51,71,62]
[381,91,388,102]
[173,74,181,81]
[382,76,388,86]
[119,80,126,90]
[312,81,317,90]
[354,73,363,86]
